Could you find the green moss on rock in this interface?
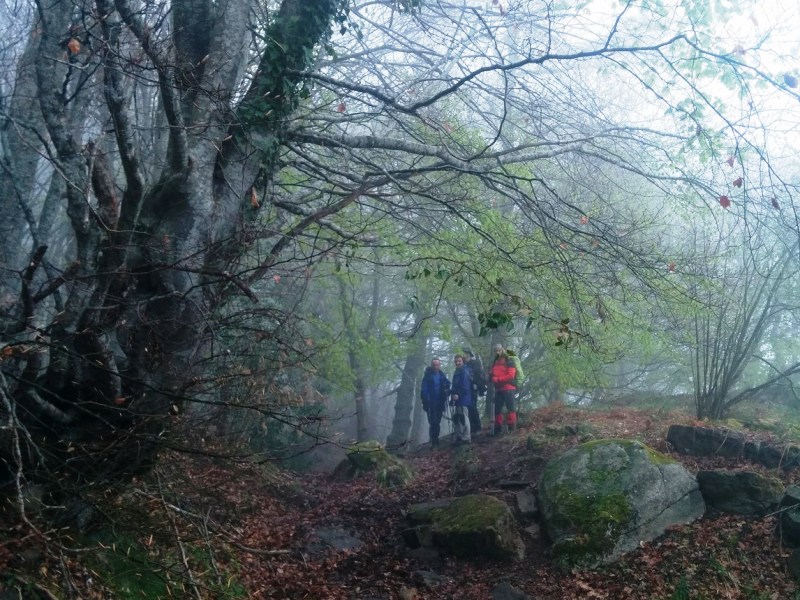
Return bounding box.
[346,441,413,487]
[565,437,677,466]
[540,438,702,567]
[431,495,509,533]
[548,485,633,565]
[432,495,522,559]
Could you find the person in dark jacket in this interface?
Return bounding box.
[420,358,450,448]
[449,354,473,444]
[462,348,486,434]
[489,343,517,435]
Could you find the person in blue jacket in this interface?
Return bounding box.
[449,354,473,445]
[420,358,450,448]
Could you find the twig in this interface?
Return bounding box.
[155,473,203,600]
[5,576,60,600]
[228,542,291,556]
[202,509,223,589]
[764,501,800,519]
[58,549,80,598]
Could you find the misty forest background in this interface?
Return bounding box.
[2,0,800,526]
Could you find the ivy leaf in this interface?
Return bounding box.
[719,195,731,209]
[772,197,780,209]
[726,156,735,168]
[337,102,346,113]
[732,177,743,188]
[668,262,676,273]
[784,74,798,88]
[67,38,81,55]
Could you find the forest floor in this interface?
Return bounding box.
[5,403,800,599]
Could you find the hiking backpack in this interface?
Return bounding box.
[507,352,525,389]
[470,356,487,396]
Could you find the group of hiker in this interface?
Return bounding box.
[419,344,520,448]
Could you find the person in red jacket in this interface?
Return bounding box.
[490,343,517,435]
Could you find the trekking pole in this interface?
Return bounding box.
[445,401,453,438]
[490,392,496,436]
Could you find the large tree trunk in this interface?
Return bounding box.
[0,23,48,289]
[386,323,429,449]
[1,0,347,501]
[340,295,370,443]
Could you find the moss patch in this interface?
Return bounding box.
[347,440,390,470]
[417,495,522,559]
[83,537,171,599]
[570,437,676,465]
[376,461,413,488]
[540,439,680,567]
[78,530,248,599]
[347,441,413,487]
[526,433,550,452]
[548,485,633,566]
[431,495,509,533]
[543,423,595,439]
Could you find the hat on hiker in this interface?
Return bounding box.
[462,348,473,357]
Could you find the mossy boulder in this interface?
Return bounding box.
[779,485,800,547]
[538,438,704,567]
[697,470,784,516]
[404,495,524,559]
[341,441,413,488]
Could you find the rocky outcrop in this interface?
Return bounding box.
[334,440,413,487]
[538,439,704,567]
[403,495,524,560]
[666,424,745,458]
[491,582,531,600]
[696,470,784,516]
[667,424,800,470]
[779,485,800,547]
[304,526,364,558]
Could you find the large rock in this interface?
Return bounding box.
[304,526,364,558]
[667,424,744,458]
[538,439,705,567]
[779,485,800,547]
[404,495,524,560]
[335,440,413,487]
[697,470,784,516]
[491,582,531,600]
[667,424,800,471]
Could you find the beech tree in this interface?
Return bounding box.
[1,0,356,500]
